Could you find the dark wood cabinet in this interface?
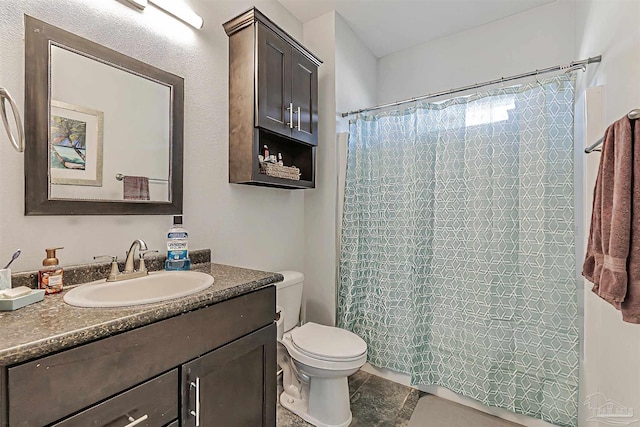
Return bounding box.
[224,8,321,189]
[2,286,275,427]
[290,48,318,145]
[257,23,291,137]
[257,23,318,146]
[51,370,178,427]
[181,324,276,427]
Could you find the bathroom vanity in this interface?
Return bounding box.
[0,263,281,427]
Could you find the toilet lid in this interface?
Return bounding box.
[290,322,367,362]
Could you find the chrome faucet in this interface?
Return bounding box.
[93,239,152,282]
[124,239,148,274]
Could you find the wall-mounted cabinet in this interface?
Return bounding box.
[224,8,322,189]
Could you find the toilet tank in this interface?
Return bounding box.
[275,271,304,333]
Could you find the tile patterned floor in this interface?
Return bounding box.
[277,370,421,426]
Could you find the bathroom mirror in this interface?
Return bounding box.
[24,16,184,215]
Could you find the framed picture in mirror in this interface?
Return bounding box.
[49,100,104,187]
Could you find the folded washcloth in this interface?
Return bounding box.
[123,175,150,201]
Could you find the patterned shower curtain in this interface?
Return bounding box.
[338,74,578,427]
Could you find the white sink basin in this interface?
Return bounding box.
[64,271,214,308]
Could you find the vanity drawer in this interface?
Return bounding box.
[52,369,178,427]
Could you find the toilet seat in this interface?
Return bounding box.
[289,322,367,362]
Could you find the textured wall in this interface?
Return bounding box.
[0,0,305,274]
[302,11,337,326]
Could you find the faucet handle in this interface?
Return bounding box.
[139,250,158,259]
[94,255,120,281]
[138,250,158,273]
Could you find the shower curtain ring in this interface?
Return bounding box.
[535,69,544,87]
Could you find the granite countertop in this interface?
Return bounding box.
[0,263,283,366]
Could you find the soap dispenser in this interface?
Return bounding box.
[38,247,64,294]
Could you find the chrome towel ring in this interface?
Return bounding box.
[0,87,25,153]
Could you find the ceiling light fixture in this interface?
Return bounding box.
[125,0,147,10]
[124,0,204,29]
[149,0,204,29]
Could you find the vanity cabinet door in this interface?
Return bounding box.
[181,323,276,427]
[257,22,292,138]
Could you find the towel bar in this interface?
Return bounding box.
[116,173,168,183]
[585,109,640,153]
[0,87,24,153]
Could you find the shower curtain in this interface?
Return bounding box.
[338,74,578,427]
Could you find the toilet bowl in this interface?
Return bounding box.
[276,271,367,427]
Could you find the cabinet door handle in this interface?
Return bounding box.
[287,103,294,129]
[190,377,201,427]
[296,106,301,131]
[124,414,148,427]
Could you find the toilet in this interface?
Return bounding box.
[276,271,367,427]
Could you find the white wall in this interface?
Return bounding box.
[302,12,377,326]
[377,0,575,105]
[335,15,378,126]
[302,11,337,325]
[0,0,305,274]
[576,1,640,426]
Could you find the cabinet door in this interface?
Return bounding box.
[257,23,292,138]
[181,323,276,427]
[291,49,318,145]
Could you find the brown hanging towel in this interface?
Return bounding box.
[583,115,640,323]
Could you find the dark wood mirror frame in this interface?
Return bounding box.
[24,15,184,215]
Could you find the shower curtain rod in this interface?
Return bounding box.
[340,55,602,118]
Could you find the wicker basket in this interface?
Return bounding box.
[259,162,301,181]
